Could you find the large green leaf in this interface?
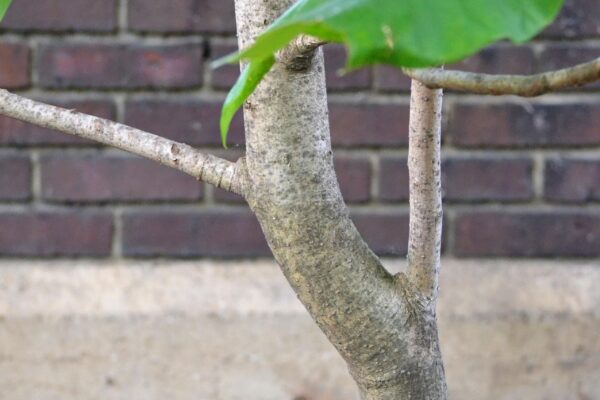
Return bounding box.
[216,0,565,143]
[0,0,12,21]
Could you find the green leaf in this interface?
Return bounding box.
[216,0,565,144]
[220,55,275,147]
[0,0,13,21]
[229,0,565,69]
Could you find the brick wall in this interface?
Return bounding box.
[0,0,599,259]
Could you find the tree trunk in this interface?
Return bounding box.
[234,0,447,398]
[0,3,598,397]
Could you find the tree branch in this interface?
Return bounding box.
[406,79,444,304]
[404,57,600,97]
[0,89,245,195]
[277,35,327,71]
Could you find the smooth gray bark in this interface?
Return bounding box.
[407,80,444,304]
[234,0,447,398]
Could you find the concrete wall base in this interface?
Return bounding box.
[1,259,599,399]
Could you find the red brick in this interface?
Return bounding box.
[542,0,600,38]
[0,43,30,89]
[123,211,270,257]
[324,45,371,91]
[0,155,31,201]
[447,103,600,148]
[329,103,410,147]
[334,157,371,203]
[1,0,117,32]
[450,45,535,75]
[0,212,113,256]
[539,44,600,90]
[0,99,116,146]
[373,66,411,92]
[352,213,409,256]
[545,158,600,203]
[540,44,600,70]
[379,157,533,203]
[41,155,203,203]
[378,157,409,202]
[210,43,240,91]
[455,212,600,257]
[125,100,245,147]
[128,0,236,34]
[443,158,533,202]
[38,43,203,89]
[373,45,534,94]
[454,212,600,257]
[213,190,245,204]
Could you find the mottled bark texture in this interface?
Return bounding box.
[234,0,446,398]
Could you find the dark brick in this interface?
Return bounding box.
[210,43,240,91]
[373,65,411,93]
[1,0,117,32]
[540,44,600,70]
[352,213,409,256]
[0,155,31,201]
[38,43,203,89]
[450,45,535,75]
[329,103,410,147]
[542,0,600,38]
[0,100,116,146]
[443,158,533,202]
[374,45,534,94]
[447,103,600,148]
[128,0,236,34]
[324,45,371,91]
[125,100,244,147]
[123,211,270,257]
[0,211,113,257]
[41,155,203,203]
[379,157,534,203]
[539,44,600,90]
[0,43,30,89]
[213,189,245,204]
[379,157,409,202]
[455,212,600,257]
[334,157,371,203]
[545,158,600,203]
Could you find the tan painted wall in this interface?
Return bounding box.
[1,259,599,399]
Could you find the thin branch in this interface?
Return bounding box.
[405,79,444,303]
[0,89,245,195]
[404,57,600,97]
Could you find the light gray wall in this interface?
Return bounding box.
[1,259,599,399]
